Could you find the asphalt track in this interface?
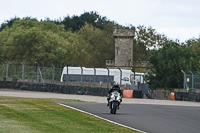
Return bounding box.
[60,102,200,133]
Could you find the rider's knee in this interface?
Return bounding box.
[107,97,110,101]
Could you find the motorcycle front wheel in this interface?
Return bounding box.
[113,103,117,114]
[110,108,113,114]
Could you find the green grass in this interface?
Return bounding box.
[0,96,140,133]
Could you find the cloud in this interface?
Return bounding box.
[157,27,200,42]
[0,0,200,41]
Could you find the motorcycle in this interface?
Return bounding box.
[108,91,121,114]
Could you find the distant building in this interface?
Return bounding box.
[106,27,135,70]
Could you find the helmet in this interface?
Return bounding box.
[113,83,120,88]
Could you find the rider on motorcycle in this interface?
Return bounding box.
[107,83,123,106]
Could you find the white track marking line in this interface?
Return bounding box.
[58,103,146,133]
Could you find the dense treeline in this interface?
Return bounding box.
[0,11,200,90]
[0,12,168,67]
[0,12,116,67]
[147,40,200,90]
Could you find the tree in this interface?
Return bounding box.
[147,41,198,90]
[0,17,115,67]
[0,38,3,63]
[133,25,167,63]
[77,23,114,67]
[60,32,91,67]
[0,18,70,67]
[190,38,200,70]
[61,11,111,32]
[0,17,20,32]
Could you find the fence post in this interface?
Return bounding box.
[20,62,24,83]
[35,62,44,83]
[118,68,122,87]
[131,68,135,80]
[92,66,96,88]
[198,71,200,90]
[35,62,39,83]
[181,70,186,92]
[51,64,55,84]
[65,65,68,87]
[80,66,83,87]
[4,61,8,81]
[189,71,194,91]
[197,71,200,75]
[106,67,109,89]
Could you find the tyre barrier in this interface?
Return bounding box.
[133,90,143,98]
[123,90,143,98]
[170,92,200,102]
[0,81,108,97]
[170,92,175,100]
[123,90,133,98]
[0,81,16,88]
[2,81,200,101]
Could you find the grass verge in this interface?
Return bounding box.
[0,96,140,133]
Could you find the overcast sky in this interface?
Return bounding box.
[1,0,200,43]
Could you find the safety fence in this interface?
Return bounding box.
[0,64,61,84]
[0,62,141,97]
[3,63,200,101]
[165,70,200,102]
[0,63,114,89]
[0,62,111,96]
[181,70,200,92]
